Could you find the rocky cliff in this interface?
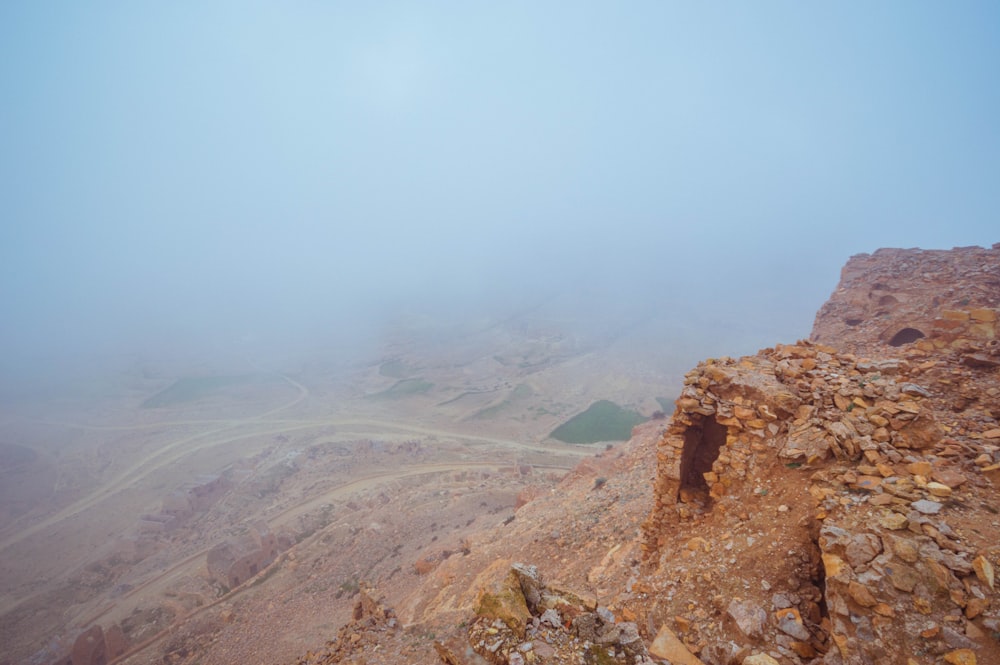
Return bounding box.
[284,244,1000,665]
[810,244,1000,356]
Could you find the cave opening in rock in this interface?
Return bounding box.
[678,416,726,502]
[888,327,926,347]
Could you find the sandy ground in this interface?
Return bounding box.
[0,316,688,664]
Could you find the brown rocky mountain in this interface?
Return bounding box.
[277,244,999,665]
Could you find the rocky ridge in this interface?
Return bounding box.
[641,334,999,664]
[811,244,1000,356]
[281,245,1000,665]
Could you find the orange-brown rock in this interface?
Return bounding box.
[649,624,705,665]
[70,625,106,665]
[811,245,1000,355]
[640,244,1000,665]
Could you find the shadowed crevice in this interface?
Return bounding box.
[678,416,726,503]
[888,327,925,347]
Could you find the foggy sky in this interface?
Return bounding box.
[2,3,999,380]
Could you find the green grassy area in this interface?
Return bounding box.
[142,375,272,408]
[549,400,646,444]
[368,378,434,399]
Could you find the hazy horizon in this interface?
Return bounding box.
[2,3,998,393]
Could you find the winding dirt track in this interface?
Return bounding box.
[0,376,306,552]
[0,371,590,640]
[0,375,586,554]
[82,458,571,627]
[101,455,561,665]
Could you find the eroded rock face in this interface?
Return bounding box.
[641,244,1000,665]
[642,341,948,548]
[811,244,1000,356]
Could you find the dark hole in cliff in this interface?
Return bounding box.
[678,416,725,502]
[888,327,925,347]
[811,533,830,622]
[844,318,863,327]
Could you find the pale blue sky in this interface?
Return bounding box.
[1,2,998,370]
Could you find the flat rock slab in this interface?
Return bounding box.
[912,499,943,514]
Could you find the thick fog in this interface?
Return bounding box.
[2,3,998,392]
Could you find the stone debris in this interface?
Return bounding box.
[468,563,653,664]
[290,585,399,665]
[973,555,995,590]
[726,599,768,640]
[943,649,978,665]
[911,499,943,514]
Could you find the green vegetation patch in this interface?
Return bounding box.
[142,375,272,408]
[368,378,434,399]
[550,400,646,444]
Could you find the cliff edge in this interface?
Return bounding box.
[288,245,1000,665]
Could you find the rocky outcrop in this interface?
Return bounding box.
[47,622,128,665]
[642,341,951,548]
[640,244,1000,665]
[139,474,231,534]
[811,244,1000,356]
[640,333,1000,663]
[205,521,292,589]
[466,563,653,665]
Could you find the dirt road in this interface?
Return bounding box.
[0,374,586,553]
